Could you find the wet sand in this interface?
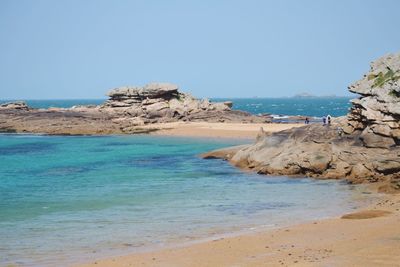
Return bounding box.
[78,192,400,267]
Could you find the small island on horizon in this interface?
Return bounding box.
[291,92,353,98]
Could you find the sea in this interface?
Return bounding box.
[1,97,371,267]
[0,96,353,118]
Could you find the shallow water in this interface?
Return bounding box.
[0,134,372,266]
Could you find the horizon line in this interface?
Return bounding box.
[0,95,356,101]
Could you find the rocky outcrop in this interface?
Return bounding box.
[202,53,400,192]
[0,105,152,135]
[0,101,29,110]
[100,83,238,122]
[202,123,400,192]
[344,53,400,148]
[104,83,180,107]
[0,83,270,134]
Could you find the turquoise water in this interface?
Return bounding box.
[0,97,352,117]
[0,99,105,109]
[0,134,370,266]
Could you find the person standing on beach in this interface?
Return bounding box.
[327,114,332,125]
[322,116,326,125]
[305,117,309,124]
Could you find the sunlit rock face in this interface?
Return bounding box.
[101,82,234,120]
[0,101,29,111]
[345,53,400,148]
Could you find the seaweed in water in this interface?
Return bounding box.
[0,142,57,155]
[124,155,185,169]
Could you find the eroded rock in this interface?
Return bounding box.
[346,52,400,146]
[0,101,29,110]
[99,82,272,124]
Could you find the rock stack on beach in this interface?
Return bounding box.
[100,82,241,123]
[344,53,400,148]
[104,83,181,108]
[0,101,30,111]
[203,52,400,192]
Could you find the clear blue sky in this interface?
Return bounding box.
[0,0,399,99]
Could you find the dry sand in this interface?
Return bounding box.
[144,122,304,139]
[78,193,400,267]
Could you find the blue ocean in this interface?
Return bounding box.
[0,97,353,117]
[0,134,373,266]
[215,97,352,117]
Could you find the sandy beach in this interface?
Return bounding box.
[145,122,304,139]
[78,191,400,267]
[76,121,400,267]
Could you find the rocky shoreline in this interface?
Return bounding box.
[0,83,270,135]
[2,54,399,191]
[202,53,400,192]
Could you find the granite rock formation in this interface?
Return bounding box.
[0,101,29,111]
[100,83,236,122]
[202,53,400,192]
[344,53,400,148]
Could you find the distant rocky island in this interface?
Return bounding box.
[292,92,350,98]
[203,52,400,193]
[293,92,316,98]
[0,83,269,135]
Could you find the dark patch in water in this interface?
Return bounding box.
[103,141,155,147]
[52,160,113,175]
[253,178,308,185]
[25,161,109,177]
[0,142,57,155]
[42,166,96,176]
[103,142,132,147]
[208,171,238,177]
[88,148,110,153]
[312,181,331,186]
[155,143,180,148]
[215,201,293,216]
[124,155,186,169]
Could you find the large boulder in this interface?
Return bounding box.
[100,82,254,123]
[106,83,178,103]
[0,101,29,110]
